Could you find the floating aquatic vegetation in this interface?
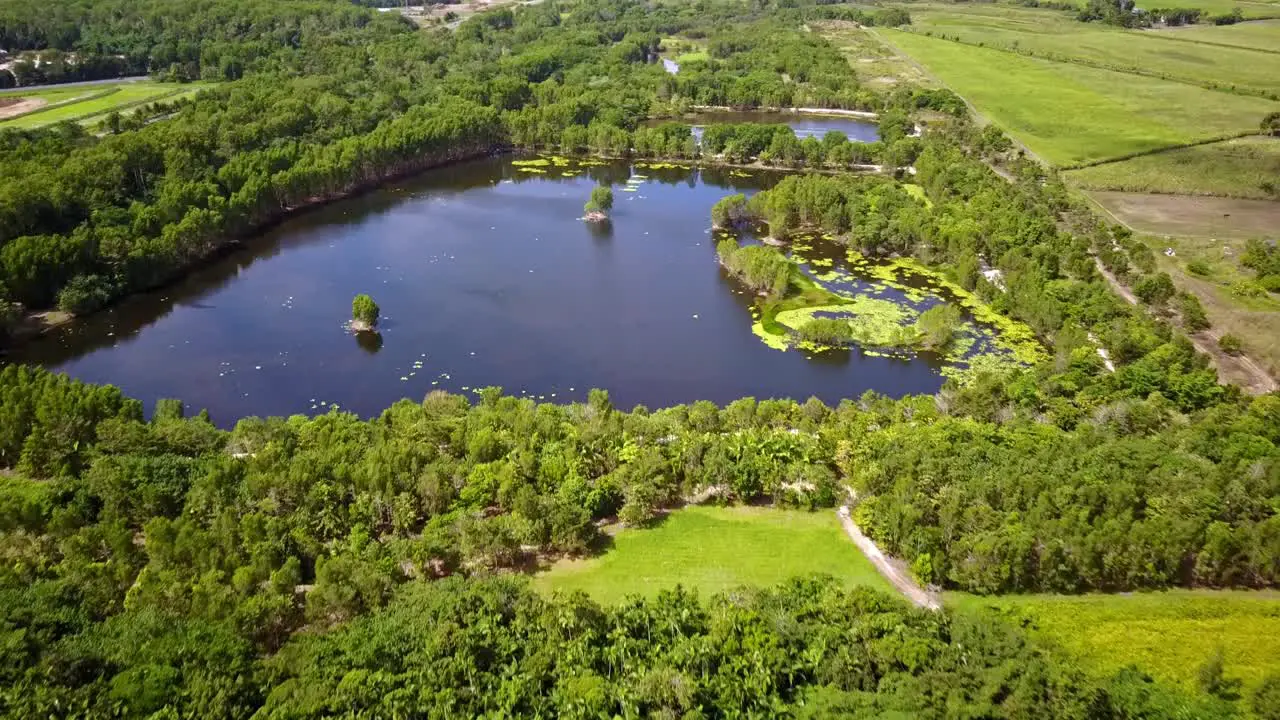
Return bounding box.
[512,158,551,167]
[518,167,547,174]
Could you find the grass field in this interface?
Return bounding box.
[1066,137,1280,199]
[1151,18,1280,53]
[533,505,894,605]
[948,590,1280,696]
[902,3,1280,98]
[878,28,1278,165]
[0,81,208,129]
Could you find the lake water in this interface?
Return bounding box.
[649,111,880,145]
[6,154,964,423]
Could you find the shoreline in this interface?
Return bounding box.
[690,104,880,119]
[2,144,503,352]
[2,124,893,354]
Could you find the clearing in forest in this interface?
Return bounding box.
[947,590,1280,697]
[1066,137,1280,200]
[877,28,1277,166]
[533,505,894,605]
[0,80,209,129]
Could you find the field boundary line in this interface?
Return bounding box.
[1061,131,1267,171]
[1138,28,1280,56]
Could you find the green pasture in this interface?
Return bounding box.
[1066,136,1280,198]
[0,81,209,129]
[1150,17,1280,52]
[533,505,894,605]
[948,590,1280,697]
[903,3,1280,97]
[878,28,1277,165]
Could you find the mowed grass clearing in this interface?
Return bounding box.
[947,590,1280,696]
[902,3,1280,97]
[0,81,208,129]
[533,505,894,605]
[1066,137,1280,199]
[878,28,1278,166]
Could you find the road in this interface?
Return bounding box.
[0,75,147,95]
[1094,258,1278,394]
[838,501,940,611]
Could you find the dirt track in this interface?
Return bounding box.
[1094,258,1278,394]
[837,503,939,611]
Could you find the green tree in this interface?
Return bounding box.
[584,185,614,216]
[351,294,379,330]
[1134,272,1175,306]
[1218,333,1243,355]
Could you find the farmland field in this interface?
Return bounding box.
[901,3,1280,97]
[1151,17,1280,52]
[877,28,1277,165]
[0,80,209,129]
[1066,137,1280,199]
[533,505,894,605]
[1086,190,1280,239]
[947,590,1280,696]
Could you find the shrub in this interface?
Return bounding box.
[352,294,380,328]
[1186,260,1211,277]
[1218,334,1243,355]
[56,274,115,316]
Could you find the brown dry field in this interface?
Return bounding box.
[1087,191,1280,240]
[0,97,47,120]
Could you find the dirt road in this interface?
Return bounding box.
[1094,258,1278,394]
[837,504,940,611]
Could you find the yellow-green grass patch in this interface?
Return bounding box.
[879,28,1279,166]
[947,590,1280,696]
[533,505,895,605]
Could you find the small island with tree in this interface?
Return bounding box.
[350,293,380,333]
[583,185,613,222]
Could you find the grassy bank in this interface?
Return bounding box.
[534,505,894,604]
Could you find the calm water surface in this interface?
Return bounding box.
[653,112,880,144]
[7,154,945,424]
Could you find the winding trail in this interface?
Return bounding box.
[837,500,940,611]
[1094,258,1278,394]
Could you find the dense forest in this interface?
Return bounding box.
[0,0,1277,716]
[1,362,1276,715]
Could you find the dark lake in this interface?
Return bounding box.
[648,111,880,145]
[7,151,964,424]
